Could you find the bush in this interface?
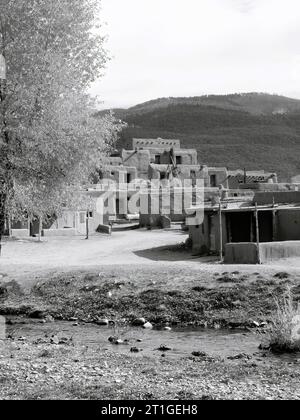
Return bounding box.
[263,288,300,353]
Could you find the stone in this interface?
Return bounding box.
[160,215,171,229]
[130,347,142,353]
[0,285,8,297]
[50,336,59,345]
[258,343,270,351]
[108,336,125,345]
[192,351,208,358]
[227,353,252,360]
[132,318,146,326]
[39,350,51,358]
[45,315,55,323]
[96,319,109,326]
[59,337,71,345]
[163,327,172,331]
[143,322,153,330]
[157,345,172,352]
[28,310,46,319]
[274,272,290,280]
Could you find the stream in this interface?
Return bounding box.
[4,318,299,362]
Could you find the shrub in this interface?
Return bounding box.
[263,288,300,353]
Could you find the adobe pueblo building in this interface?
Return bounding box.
[5,137,287,238]
[187,186,300,264]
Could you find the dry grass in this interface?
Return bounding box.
[264,288,300,353]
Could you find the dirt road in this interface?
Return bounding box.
[1,228,300,289]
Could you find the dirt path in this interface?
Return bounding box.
[1,228,300,290]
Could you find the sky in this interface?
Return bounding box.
[92,0,300,109]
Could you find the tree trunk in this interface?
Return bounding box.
[38,216,42,242]
[0,191,6,257]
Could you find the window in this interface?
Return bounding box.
[176,156,182,165]
[191,170,196,187]
[79,213,86,224]
[155,155,161,164]
[210,174,217,187]
[127,173,131,184]
[87,212,93,219]
[160,172,167,180]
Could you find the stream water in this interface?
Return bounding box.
[3,319,256,357]
[4,318,299,362]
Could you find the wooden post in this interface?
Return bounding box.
[219,201,223,262]
[8,217,12,237]
[38,217,42,242]
[85,210,89,240]
[255,203,261,264]
[272,197,277,242]
[272,210,277,242]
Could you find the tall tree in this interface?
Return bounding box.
[0,0,120,250]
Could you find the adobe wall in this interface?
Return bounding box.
[133,138,181,150]
[189,219,210,254]
[122,149,150,179]
[224,241,300,264]
[43,228,78,237]
[11,229,29,238]
[240,183,300,192]
[207,168,228,188]
[254,191,300,205]
[224,243,259,264]
[148,164,204,181]
[277,210,300,241]
[103,165,138,183]
[259,241,300,262]
[139,189,202,227]
[189,212,228,255]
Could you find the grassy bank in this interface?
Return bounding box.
[1,267,299,329]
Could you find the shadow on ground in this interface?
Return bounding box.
[134,244,217,262]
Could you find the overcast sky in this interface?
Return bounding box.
[92,0,300,109]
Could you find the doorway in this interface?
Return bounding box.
[227,212,252,243]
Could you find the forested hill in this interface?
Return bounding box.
[96,93,300,181]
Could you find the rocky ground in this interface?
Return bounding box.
[0,230,300,400]
[0,330,300,400]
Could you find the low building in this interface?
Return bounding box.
[187,190,300,263]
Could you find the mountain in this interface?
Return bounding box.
[97,93,300,181]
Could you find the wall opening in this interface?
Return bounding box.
[176,156,182,165]
[210,174,217,187]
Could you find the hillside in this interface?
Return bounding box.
[97,94,300,181]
